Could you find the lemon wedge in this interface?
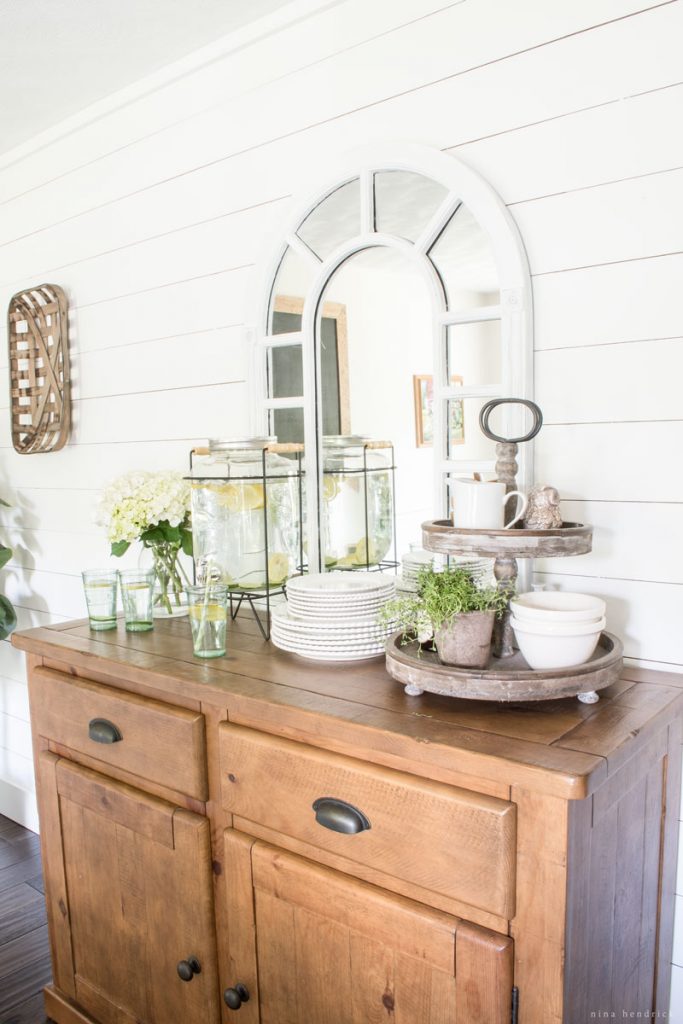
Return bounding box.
[323,475,340,501]
[189,603,226,622]
[354,537,378,566]
[268,553,290,586]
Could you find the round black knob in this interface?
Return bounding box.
[224,984,250,1009]
[177,957,201,982]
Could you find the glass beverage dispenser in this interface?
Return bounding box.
[189,438,303,593]
[321,436,396,570]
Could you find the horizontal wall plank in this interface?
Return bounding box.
[0,198,278,309]
[0,326,248,405]
[53,267,249,358]
[537,501,683,585]
[0,0,675,251]
[0,676,30,722]
[0,440,200,491]
[533,572,683,666]
[6,529,140,578]
[533,252,683,351]
[0,0,469,196]
[5,571,87,621]
[0,381,249,448]
[455,80,683,206]
[0,745,35,793]
[516,165,683,275]
[0,713,32,761]
[535,338,683,422]
[535,423,683,503]
[0,778,38,832]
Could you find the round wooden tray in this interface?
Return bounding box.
[385,630,623,702]
[422,519,593,559]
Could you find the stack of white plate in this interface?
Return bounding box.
[398,549,493,593]
[398,546,435,592]
[272,573,396,661]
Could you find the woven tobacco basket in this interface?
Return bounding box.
[8,284,71,454]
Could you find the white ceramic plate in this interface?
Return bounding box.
[287,573,396,595]
[272,640,388,656]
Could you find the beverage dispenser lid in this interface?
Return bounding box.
[208,436,277,452]
[322,435,371,448]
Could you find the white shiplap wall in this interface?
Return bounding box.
[1,0,682,1008]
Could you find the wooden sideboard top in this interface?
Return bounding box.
[14,615,683,801]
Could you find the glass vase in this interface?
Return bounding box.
[148,540,191,617]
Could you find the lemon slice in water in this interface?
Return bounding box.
[268,553,290,586]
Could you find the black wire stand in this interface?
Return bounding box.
[188,443,304,641]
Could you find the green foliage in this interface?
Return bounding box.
[0,595,16,640]
[380,565,508,642]
[0,501,15,640]
[110,519,192,559]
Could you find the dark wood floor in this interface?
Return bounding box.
[0,814,50,1024]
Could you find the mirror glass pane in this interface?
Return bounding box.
[447,320,502,389]
[374,170,448,242]
[297,179,360,261]
[317,247,435,561]
[268,246,316,332]
[430,204,499,311]
[446,396,497,462]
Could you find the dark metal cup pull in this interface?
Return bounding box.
[312,797,371,835]
[88,718,122,744]
[224,984,250,1009]
[177,956,201,982]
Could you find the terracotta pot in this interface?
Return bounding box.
[434,610,495,669]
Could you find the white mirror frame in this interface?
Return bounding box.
[250,143,533,573]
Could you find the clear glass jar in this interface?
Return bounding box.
[321,436,394,569]
[189,438,302,590]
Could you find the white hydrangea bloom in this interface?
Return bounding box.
[98,471,191,545]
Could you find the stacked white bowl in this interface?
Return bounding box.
[510,592,606,671]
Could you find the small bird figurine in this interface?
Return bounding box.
[523,485,563,530]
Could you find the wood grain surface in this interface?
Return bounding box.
[220,723,516,918]
[14,616,683,801]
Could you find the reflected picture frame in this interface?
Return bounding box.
[413,374,464,448]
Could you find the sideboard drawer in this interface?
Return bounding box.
[219,722,515,919]
[29,667,208,800]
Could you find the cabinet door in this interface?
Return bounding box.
[224,829,513,1024]
[47,754,220,1024]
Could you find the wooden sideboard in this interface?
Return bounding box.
[13,614,683,1024]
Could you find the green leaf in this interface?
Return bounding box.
[111,540,130,557]
[141,526,166,545]
[161,524,181,544]
[0,595,17,640]
[0,545,12,570]
[181,529,193,557]
[0,498,11,508]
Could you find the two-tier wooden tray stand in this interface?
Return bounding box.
[384,519,624,704]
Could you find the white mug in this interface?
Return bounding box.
[451,480,528,530]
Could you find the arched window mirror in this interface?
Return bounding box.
[251,144,533,573]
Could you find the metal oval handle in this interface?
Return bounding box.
[88,718,122,744]
[479,398,543,444]
[312,797,371,835]
[177,956,201,982]
[224,984,250,1010]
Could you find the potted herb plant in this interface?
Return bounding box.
[382,566,508,669]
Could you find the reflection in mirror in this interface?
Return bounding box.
[430,203,499,311]
[268,245,315,331]
[447,397,497,462]
[318,247,432,564]
[297,179,360,261]
[447,321,501,390]
[374,170,448,242]
[268,295,349,444]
